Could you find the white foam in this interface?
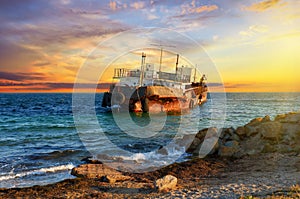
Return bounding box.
[120,153,146,162]
[117,145,187,165]
[0,164,75,181]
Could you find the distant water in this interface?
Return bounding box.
[0,92,299,188]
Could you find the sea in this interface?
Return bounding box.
[0,92,299,188]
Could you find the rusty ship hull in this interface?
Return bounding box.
[102,83,207,114]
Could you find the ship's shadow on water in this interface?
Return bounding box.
[101,112,180,153]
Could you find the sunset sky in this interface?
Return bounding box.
[0,0,299,92]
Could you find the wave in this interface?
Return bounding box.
[0,163,75,181]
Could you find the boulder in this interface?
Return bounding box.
[195,128,209,140]
[176,134,195,148]
[282,123,300,138]
[203,137,220,155]
[236,126,246,137]
[186,137,201,154]
[243,117,264,137]
[198,127,219,139]
[220,127,235,141]
[261,115,271,122]
[262,142,276,153]
[186,111,300,158]
[240,134,265,155]
[71,164,131,183]
[282,112,300,123]
[275,112,300,123]
[258,121,282,141]
[274,114,287,121]
[155,175,177,192]
[244,125,259,137]
[218,140,240,157]
[230,133,241,142]
[248,117,263,126]
[186,128,220,155]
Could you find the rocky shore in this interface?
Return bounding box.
[1,112,300,199]
[186,111,300,157]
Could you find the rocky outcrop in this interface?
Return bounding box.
[186,112,300,158]
[155,175,177,192]
[71,164,131,183]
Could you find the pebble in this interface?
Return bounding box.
[150,179,298,199]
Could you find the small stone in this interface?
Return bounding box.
[155,175,177,192]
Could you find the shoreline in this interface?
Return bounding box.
[1,153,299,198]
[1,111,300,198]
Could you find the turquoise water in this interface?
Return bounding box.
[0,92,299,188]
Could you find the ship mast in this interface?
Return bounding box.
[139,52,146,86]
[175,54,179,81]
[150,43,176,75]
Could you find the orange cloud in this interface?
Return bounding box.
[109,1,117,11]
[130,2,145,10]
[182,4,218,15]
[243,0,285,12]
[194,5,218,13]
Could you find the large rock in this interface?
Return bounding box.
[218,140,240,157]
[236,126,246,137]
[186,111,300,158]
[155,175,177,192]
[240,134,265,156]
[186,127,219,155]
[261,115,271,122]
[248,117,263,126]
[281,123,300,137]
[259,121,282,141]
[244,118,264,137]
[275,112,300,123]
[71,164,131,183]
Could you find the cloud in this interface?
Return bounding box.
[33,61,51,67]
[147,13,159,20]
[243,0,285,12]
[0,39,45,71]
[131,1,145,10]
[109,1,117,11]
[207,82,224,88]
[164,1,220,31]
[249,25,269,33]
[0,81,111,91]
[239,25,269,37]
[0,71,46,82]
[60,0,71,5]
[182,4,218,15]
[194,5,218,13]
